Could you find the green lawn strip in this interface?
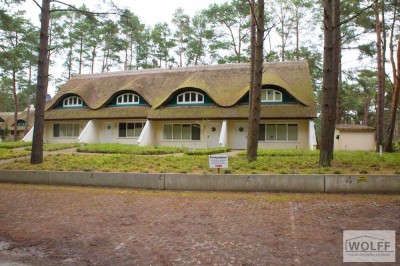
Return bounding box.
[184,147,231,155]
[0,148,30,160]
[1,150,399,174]
[0,141,32,149]
[24,143,80,151]
[77,143,187,155]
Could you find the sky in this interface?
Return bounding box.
[17,0,228,96]
[20,0,228,26]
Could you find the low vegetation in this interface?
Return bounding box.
[184,147,231,155]
[77,143,187,155]
[0,148,30,160]
[25,143,80,151]
[0,141,32,149]
[0,149,399,174]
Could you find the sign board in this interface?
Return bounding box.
[209,155,228,169]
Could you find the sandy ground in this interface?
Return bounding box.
[0,184,399,265]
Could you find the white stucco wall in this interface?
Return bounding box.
[97,120,147,144]
[45,120,88,144]
[78,120,100,144]
[334,129,375,151]
[228,119,310,150]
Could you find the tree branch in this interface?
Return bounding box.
[32,0,41,9]
[334,2,375,29]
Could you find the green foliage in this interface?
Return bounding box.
[1,149,399,175]
[24,143,79,151]
[77,143,187,155]
[185,147,231,155]
[0,148,30,160]
[0,141,31,149]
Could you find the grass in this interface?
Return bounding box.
[25,143,80,151]
[0,141,32,149]
[184,147,231,155]
[77,143,187,155]
[1,149,399,174]
[0,148,30,160]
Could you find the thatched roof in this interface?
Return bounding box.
[1,110,35,129]
[46,61,316,120]
[336,124,375,132]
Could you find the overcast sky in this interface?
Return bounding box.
[20,0,228,26]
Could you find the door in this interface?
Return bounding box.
[206,123,221,148]
[103,122,114,143]
[233,123,248,149]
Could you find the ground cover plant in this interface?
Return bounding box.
[77,143,187,155]
[184,147,231,155]
[1,149,399,174]
[0,141,32,149]
[0,148,30,160]
[24,143,80,151]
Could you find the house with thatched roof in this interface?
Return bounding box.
[334,124,375,151]
[37,61,317,149]
[1,110,34,141]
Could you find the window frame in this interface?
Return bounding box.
[176,91,205,104]
[261,89,283,103]
[116,93,140,105]
[63,96,83,107]
[118,122,145,138]
[258,123,299,142]
[163,123,201,141]
[53,123,80,138]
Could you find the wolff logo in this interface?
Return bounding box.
[343,230,396,262]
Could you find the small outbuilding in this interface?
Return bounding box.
[334,124,375,151]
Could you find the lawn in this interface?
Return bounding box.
[0,141,32,149]
[0,148,30,160]
[1,149,399,174]
[25,143,80,151]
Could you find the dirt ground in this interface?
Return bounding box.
[0,184,399,266]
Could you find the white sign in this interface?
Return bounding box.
[343,230,396,262]
[209,155,228,169]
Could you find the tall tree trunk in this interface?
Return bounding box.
[79,34,83,74]
[319,0,340,167]
[384,0,399,152]
[12,69,18,141]
[31,0,50,164]
[295,9,299,61]
[24,60,33,136]
[375,0,385,152]
[385,36,400,152]
[363,98,371,125]
[247,0,256,160]
[247,0,264,161]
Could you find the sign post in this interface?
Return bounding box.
[209,155,228,173]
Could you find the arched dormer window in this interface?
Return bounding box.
[261,89,282,102]
[116,93,139,105]
[177,91,204,104]
[63,96,83,107]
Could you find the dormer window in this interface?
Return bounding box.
[261,89,282,102]
[117,93,139,105]
[63,96,83,107]
[177,91,204,104]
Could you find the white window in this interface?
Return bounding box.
[116,93,139,105]
[177,91,204,104]
[261,89,282,102]
[258,123,298,141]
[118,122,144,138]
[53,123,80,138]
[63,96,83,107]
[163,124,201,140]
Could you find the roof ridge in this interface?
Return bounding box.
[71,61,307,80]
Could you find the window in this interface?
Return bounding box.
[258,123,298,141]
[163,124,201,140]
[118,122,144,138]
[116,93,139,105]
[53,123,80,138]
[63,96,83,107]
[177,91,204,104]
[261,89,282,102]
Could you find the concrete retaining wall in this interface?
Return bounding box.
[0,170,399,193]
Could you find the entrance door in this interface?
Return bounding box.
[206,123,220,148]
[233,123,248,149]
[103,122,113,143]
